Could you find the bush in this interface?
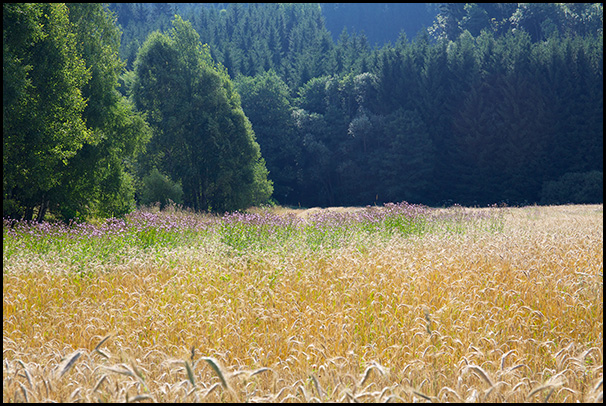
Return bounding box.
[3,198,22,219]
[96,168,137,218]
[540,171,603,205]
[140,169,183,209]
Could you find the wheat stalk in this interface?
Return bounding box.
[527,383,554,399]
[184,360,196,388]
[92,375,108,392]
[56,350,82,379]
[18,382,29,402]
[249,366,273,378]
[500,349,516,370]
[464,364,494,387]
[129,394,154,402]
[412,389,432,401]
[94,334,111,352]
[310,374,324,399]
[201,356,239,401]
[203,382,221,398]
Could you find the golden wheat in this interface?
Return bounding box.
[3,204,602,402]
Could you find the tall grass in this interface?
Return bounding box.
[3,203,602,402]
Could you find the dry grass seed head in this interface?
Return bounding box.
[56,351,82,380]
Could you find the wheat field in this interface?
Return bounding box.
[3,203,603,402]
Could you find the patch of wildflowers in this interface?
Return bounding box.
[3,202,504,271]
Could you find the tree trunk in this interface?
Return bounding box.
[24,206,34,221]
[36,197,49,222]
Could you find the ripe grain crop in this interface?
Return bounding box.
[3,203,602,402]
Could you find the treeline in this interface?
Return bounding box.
[237,31,603,207]
[4,3,272,221]
[114,3,362,89]
[3,4,603,222]
[113,3,603,207]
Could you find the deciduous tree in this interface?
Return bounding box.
[132,16,272,212]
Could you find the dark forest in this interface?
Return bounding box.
[3,3,603,221]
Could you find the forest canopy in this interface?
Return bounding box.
[3,3,603,221]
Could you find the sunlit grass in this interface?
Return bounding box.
[3,203,602,402]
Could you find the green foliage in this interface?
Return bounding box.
[234,70,299,204]
[56,3,152,221]
[114,3,360,89]
[3,3,151,222]
[430,3,602,42]
[541,171,603,205]
[140,169,183,209]
[3,3,92,221]
[4,4,603,215]
[132,16,272,213]
[372,109,436,204]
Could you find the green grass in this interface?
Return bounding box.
[3,203,506,274]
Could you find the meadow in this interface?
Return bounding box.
[3,202,603,403]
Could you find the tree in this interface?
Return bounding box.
[140,168,183,208]
[132,16,272,212]
[292,108,334,206]
[4,3,91,221]
[234,70,299,204]
[430,3,603,43]
[57,3,151,219]
[107,3,602,207]
[452,49,552,203]
[540,171,603,205]
[4,3,151,221]
[429,3,466,41]
[371,109,436,204]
